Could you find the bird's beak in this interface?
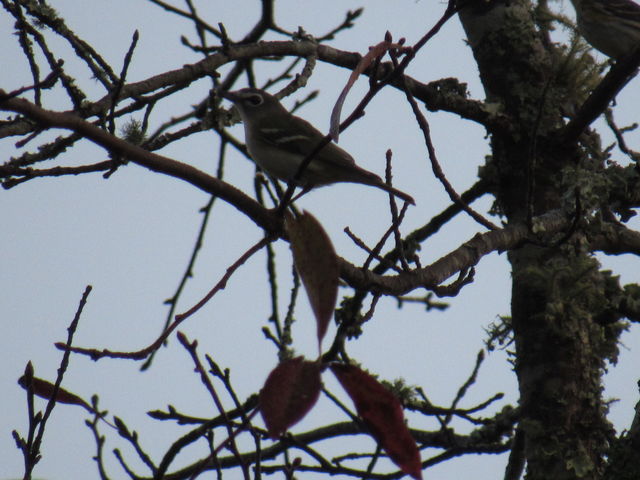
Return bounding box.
[218,89,239,103]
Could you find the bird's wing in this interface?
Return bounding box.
[258,115,358,167]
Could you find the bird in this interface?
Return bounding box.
[569,0,640,59]
[220,88,415,205]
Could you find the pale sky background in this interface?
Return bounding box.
[1,1,639,479]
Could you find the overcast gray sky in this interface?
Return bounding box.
[2,1,639,479]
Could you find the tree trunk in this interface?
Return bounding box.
[459,0,621,478]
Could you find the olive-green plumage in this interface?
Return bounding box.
[222,88,415,205]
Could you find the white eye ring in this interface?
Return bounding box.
[246,94,263,106]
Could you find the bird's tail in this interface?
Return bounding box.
[377,183,415,205]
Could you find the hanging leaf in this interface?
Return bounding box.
[331,363,422,479]
[286,211,338,349]
[18,373,92,412]
[259,357,322,439]
[330,35,409,141]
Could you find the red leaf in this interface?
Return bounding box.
[259,357,322,439]
[286,212,338,349]
[331,363,422,479]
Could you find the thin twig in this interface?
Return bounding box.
[108,30,140,135]
[177,235,273,320]
[55,237,272,361]
[176,332,250,480]
[445,350,485,425]
[17,286,92,478]
[398,74,497,230]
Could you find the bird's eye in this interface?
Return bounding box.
[246,94,263,106]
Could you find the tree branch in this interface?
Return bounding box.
[1,40,508,140]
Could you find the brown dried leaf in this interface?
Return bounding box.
[18,373,92,412]
[286,211,338,348]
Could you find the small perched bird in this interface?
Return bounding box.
[569,0,640,59]
[221,88,415,205]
